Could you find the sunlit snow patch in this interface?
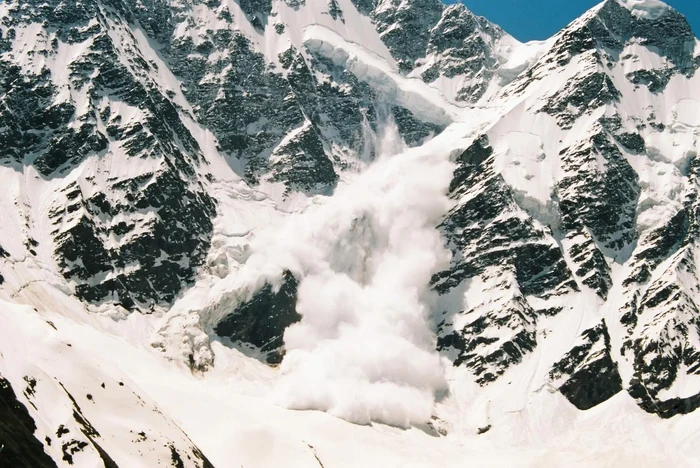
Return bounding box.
[618,0,672,19]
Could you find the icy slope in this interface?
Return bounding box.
[0,299,214,468]
[302,24,459,125]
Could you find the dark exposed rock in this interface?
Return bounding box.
[215,270,301,364]
[434,136,576,298]
[623,208,690,288]
[564,229,612,298]
[615,132,646,154]
[298,46,443,155]
[0,376,57,468]
[372,0,444,73]
[169,444,185,468]
[477,425,492,435]
[348,0,377,15]
[556,128,640,297]
[620,157,700,417]
[0,0,450,321]
[268,124,338,194]
[621,247,700,412]
[510,0,697,103]
[51,166,215,310]
[390,106,442,146]
[542,72,621,129]
[626,69,674,93]
[628,382,700,419]
[434,136,576,382]
[167,32,334,189]
[424,4,506,102]
[61,439,89,464]
[236,0,272,27]
[550,322,623,410]
[0,63,106,175]
[370,0,508,102]
[58,382,123,467]
[563,0,694,73]
[328,0,344,22]
[0,1,217,312]
[437,271,538,385]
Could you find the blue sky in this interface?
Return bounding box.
[453,0,700,42]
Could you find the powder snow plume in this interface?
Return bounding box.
[238,120,455,427]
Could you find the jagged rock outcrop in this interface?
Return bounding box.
[431,0,700,416]
[550,321,623,410]
[620,156,700,418]
[433,136,577,380]
[437,266,539,385]
[0,376,58,468]
[0,0,217,311]
[371,0,518,102]
[0,0,446,313]
[215,270,301,364]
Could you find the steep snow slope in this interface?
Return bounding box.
[2,0,700,466]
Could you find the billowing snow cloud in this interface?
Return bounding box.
[240,119,454,427]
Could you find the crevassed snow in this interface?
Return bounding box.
[672,99,700,127]
[303,24,460,126]
[496,37,552,83]
[270,0,397,65]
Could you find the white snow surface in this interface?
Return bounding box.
[2,275,700,467]
[618,0,672,19]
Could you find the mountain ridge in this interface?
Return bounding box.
[1,0,700,466]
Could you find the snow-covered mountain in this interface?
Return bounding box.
[2,0,700,466]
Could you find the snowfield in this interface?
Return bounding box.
[2,291,699,467]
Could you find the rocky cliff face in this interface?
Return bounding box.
[2,0,700,465]
[371,0,521,102]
